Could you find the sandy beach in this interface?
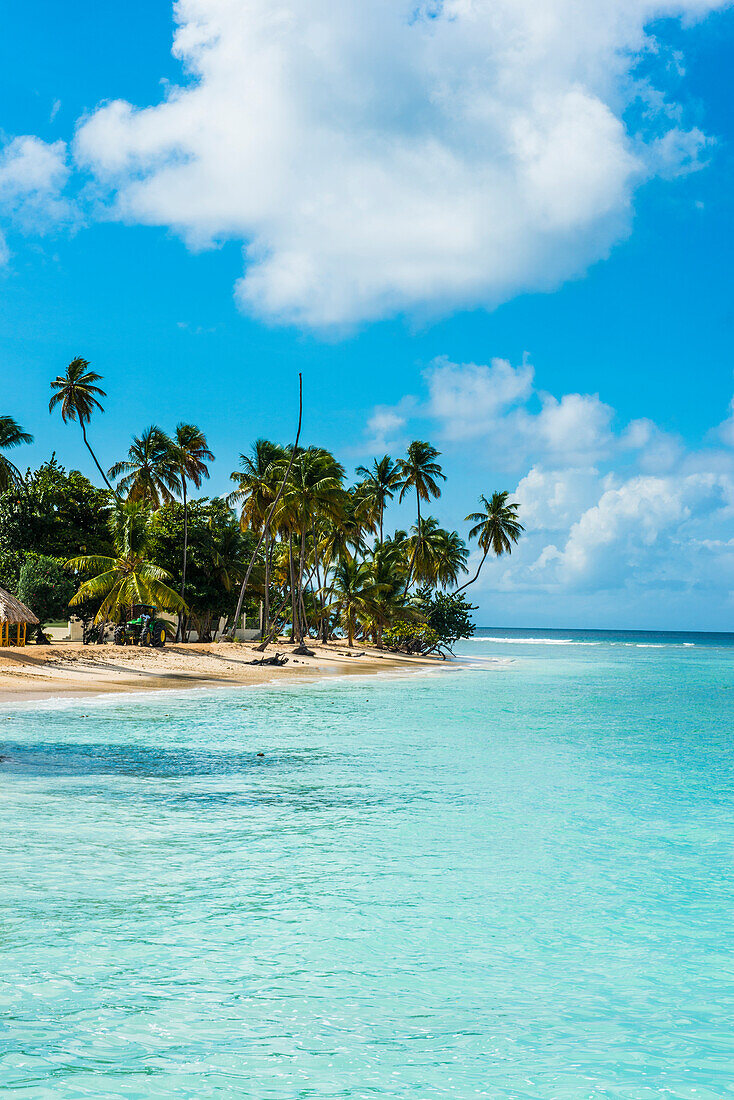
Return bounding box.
[0,640,443,703]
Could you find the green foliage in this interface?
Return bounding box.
[418,586,477,649]
[0,458,112,589]
[17,555,76,625]
[150,498,255,633]
[383,620,440,654]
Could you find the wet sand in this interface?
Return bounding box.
[0,640,443,704]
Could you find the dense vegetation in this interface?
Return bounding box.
[1,362,525,652]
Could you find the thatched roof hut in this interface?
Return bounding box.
[0,587,39,647]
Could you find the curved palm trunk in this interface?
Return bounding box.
[456,548,489,593]
[81,421,113,492]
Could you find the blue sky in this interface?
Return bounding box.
[2,1,734,629]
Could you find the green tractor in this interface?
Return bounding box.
[114,604,170,648]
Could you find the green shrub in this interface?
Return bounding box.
[17,555,76,626]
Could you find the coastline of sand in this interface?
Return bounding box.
[0,640,447,704]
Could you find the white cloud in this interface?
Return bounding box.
[424,356,534,440]
[365,360,734,617]
[72,0,728,327]
[0,135,71,234]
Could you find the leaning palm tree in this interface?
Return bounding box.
[66,501,187,623]
[355,455,400,546]
[171,423,214,637]
[49,358,112,491]
[456,491,524,593]
[396,441,446,588]
[0,416,33,490]
[109,426,180,508]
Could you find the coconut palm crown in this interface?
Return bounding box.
[49,358,112,491]
[0,416,33,490]
[456,491,524,593]
[109,426,180,508]
[67,501,187,624]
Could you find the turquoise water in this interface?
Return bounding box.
[2,631,733,1098]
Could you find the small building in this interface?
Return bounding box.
[0,587,39,647]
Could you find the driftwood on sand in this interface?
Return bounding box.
[249,646,290,664]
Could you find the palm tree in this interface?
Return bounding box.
[325,557,379,648]
[396,441,445,588]
[49,358,112,491]
[66,501,187,623]
[109,426,180,508]
[355,455,400,545]
[407,518,469,588]
[456,492,524,593]
[171,423,214,638]
[229,439,285,638]
[0,416,33,490]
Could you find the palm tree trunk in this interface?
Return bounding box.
[229,373,302,638]
[80,421,113,492]
[456,548,489,593]
[288,532,298,641]
[178,478,188,642]
[296,526,307,642]
[263,528,271,639]
[347,608,354,649]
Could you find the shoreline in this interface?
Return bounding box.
[0,640,447,705]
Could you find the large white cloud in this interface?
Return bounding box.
[73,0,727,327]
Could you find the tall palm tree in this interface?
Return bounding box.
[355,455,400,545]
[282,447,345,642]
[66,501,186,623]
[171,423,214,638]
[0,416,33,490]
[396,441,445,588]
[325,557,379,648]
[109,426,180,508]
[456,492,524,593]
[49,358,112,491]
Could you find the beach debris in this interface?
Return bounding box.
[247,652,289,667]
[292,644,315,657]
[257,752,264,757]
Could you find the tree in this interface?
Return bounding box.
[170,423,214,638]
[406,517,468,588]
[396,441,445,588]
[0,457,112,590]
[418,586,477,650]
[457,492,524,593]
[325,557,379,648]
[109,426,180,508]
[49,358,113,490]
[354,455,400,546]
[229,439,286,638]
[17,555,75,627]
[0,416,33,490]
[150,498,253,640]
[67,501,186,623]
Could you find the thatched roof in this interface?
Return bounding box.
[0,587,39,625]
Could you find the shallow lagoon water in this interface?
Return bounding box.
[2,631,733,1098]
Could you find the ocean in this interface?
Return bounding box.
[1,629,733,1098]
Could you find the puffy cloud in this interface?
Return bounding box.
[73,0,728,327]
[0,135,71,235]
[424,356,534,440]
[370,355,618,467]
[365,362,734,615]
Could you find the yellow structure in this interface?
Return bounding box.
[0,587,39,647]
